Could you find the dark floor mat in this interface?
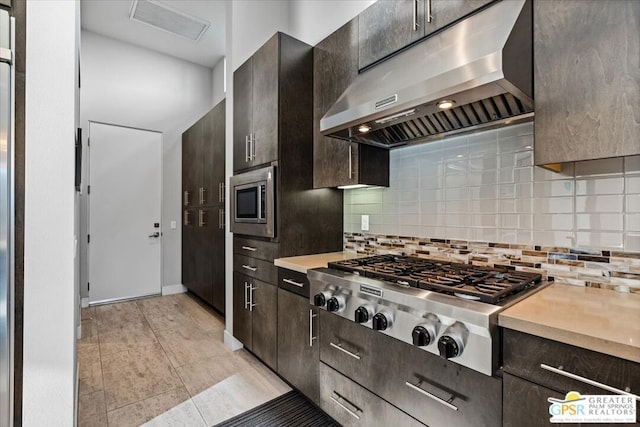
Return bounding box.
[213,391,339,427]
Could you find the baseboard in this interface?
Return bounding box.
[80,297,89,308]
[162,284,188,296]
[224,330,244,351]
[77,324,82,340]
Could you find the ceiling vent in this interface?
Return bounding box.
[129,0,211,42]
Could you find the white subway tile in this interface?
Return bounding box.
[468,170,498,185]
[533,197,573,214]
[534,214,574,231]
[497,135,534,154]
[399,201,419,214]
[516,230,534,245]
[445,173,468,188]
[514,151,534,167]
[469,185,498,200]
[625,214,640,232]
[472,228,498,242]
[576,213,624,231]
[576,195,624,213]
[444,227,471,240]
[575,177,624,195]
[400,214,420,225]
[626,176,640,194]
[533,165,575,181]
[514,167,534,183]
[627,194,640,212]
[533,230,575,247]
[534,180,574,197]
[470,199,499,214]
[499,169,514,184]
[419,188,443,202]
[445,200,469,213]
[499,229,518,243]
[472,214,498,228]
[497,122,533,138]
[420,201,444,215]
[352,189,383,204]
[420,214,444,227]
[445,214,470,227]
[575,157,624,177]
[399,189,420,202]
[445,187,469,200]
[500,199,517,213]
[353,204,382,214]
[399,225,421,237]
[624,233,640,251]
[468,143,498,160]
[576,232,623,249]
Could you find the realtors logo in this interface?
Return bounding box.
[548,391,637,423]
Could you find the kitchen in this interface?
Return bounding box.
[1,0,639,426]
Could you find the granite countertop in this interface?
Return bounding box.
[274,252,366,274]
[499,284,640,363]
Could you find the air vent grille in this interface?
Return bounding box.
[351,93,533,147]
[130,0,211,42]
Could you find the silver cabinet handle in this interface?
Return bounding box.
[405,381,458,411]
[249,285,256,311]
[251,133,256,160]
[540,364,639,401]
[330,342,361,360]
[413,0,419,30]
[283,278,304,288]
[426,0,432,23]
[348,145,353,179]
[242,264,257,272]
[245,135,250,162]
[309,309,317,347]
[198,209,207,227]
[329,392,361,420]
[183,210,190,226]
[184,191,190,206]
[219,182,225,203]
[199,187,206,205]
[218,208,224,229]
[241,246,257,252]
[244,282,249,309]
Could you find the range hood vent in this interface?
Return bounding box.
[321,0,533,148]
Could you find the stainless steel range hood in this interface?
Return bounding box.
[320,0,533,148]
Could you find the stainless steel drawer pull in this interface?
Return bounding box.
[244,282,249,309]
[426,0,432,23]
[242,264,257,272]
[329,342,361,360]
[249,286,257,312]
[184,191,191,206]
[283,278,304,288]
[540,364,639,401]
[330,392,361,420]
[309,309,317,347]
[241,246,257,252]
[405,381,458,411]
[348,145,353,179]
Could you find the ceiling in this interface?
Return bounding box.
[81,0,226,68]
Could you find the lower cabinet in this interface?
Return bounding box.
[503,373,564,427]
[277,288,319,404]
[319,363,424,427]
[232,271,277,369]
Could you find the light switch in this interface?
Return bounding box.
[361,215,369,231]
[170,221,177,229]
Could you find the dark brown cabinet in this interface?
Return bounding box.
[277,276,319,403]
[503,329,640,425]
[357,0,494,70]
[313,17,389,188]
[232,271,277,370]
[533,0,640,165]
[182,100,225,313]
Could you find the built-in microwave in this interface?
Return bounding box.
[230,165,276,238]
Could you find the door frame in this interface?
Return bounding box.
[86,120,164,305]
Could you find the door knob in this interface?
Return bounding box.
[148,232,160,238]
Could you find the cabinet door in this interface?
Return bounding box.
[182,128,197,207]
[199,109,215,206]
[232,272,252,348]
[212,100,226,206]
[358,0,425,70]
[182,209,197,293]
[211,207,225,314]
[251,34,279,167]
[191,208,213,305]
[503,373,563,427]
[277,289,319,403]
[426,0,494,35]
[534,0,640,164]
[251,280,277,370]
[233,57,253,172]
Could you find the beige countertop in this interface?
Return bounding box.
[499,284,640,363]
[274,252,366,274]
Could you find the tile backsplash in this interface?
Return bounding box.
[344,122,640,251]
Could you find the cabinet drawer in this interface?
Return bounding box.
[277,268,310,298]
[503,329,640,398]
[503,373,564,427]
[320,310,501,427]
[233,254,277,284]
[233,236,279,261]
[319,363,424,427]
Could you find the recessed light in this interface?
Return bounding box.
[437,100,455,109]
[358,125,372,133]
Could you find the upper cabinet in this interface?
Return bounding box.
[534,0,640,165]
[233,35,280,172]
[313,17,390,188]
[358,0,494,70]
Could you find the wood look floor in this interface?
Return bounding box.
[77,293,290,426]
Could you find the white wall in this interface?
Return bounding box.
[212,57,226,106]
[80,31,213,297]
[222,0,375,345]
[23,1,79,425]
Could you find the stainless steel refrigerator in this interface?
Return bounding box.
[0,9,15,427]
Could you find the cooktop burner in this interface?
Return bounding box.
[328,255,542,304]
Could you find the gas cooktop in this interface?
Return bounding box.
[328,255,542,304]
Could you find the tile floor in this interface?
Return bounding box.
[77,293,290,426]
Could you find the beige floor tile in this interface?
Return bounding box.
[137,296,201,332]
[78,390,108,427]
[99,322,159,357]
[173,294,225,332]
[81,306,97,321]
[78,344,103,395]
[175,353,254,397]
[102,344,184,411]
[156,326,230,368]
[95,301,148,334]
[78,317,99,348]
[107,387,204,427]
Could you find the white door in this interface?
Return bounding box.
[88,122,162,303]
